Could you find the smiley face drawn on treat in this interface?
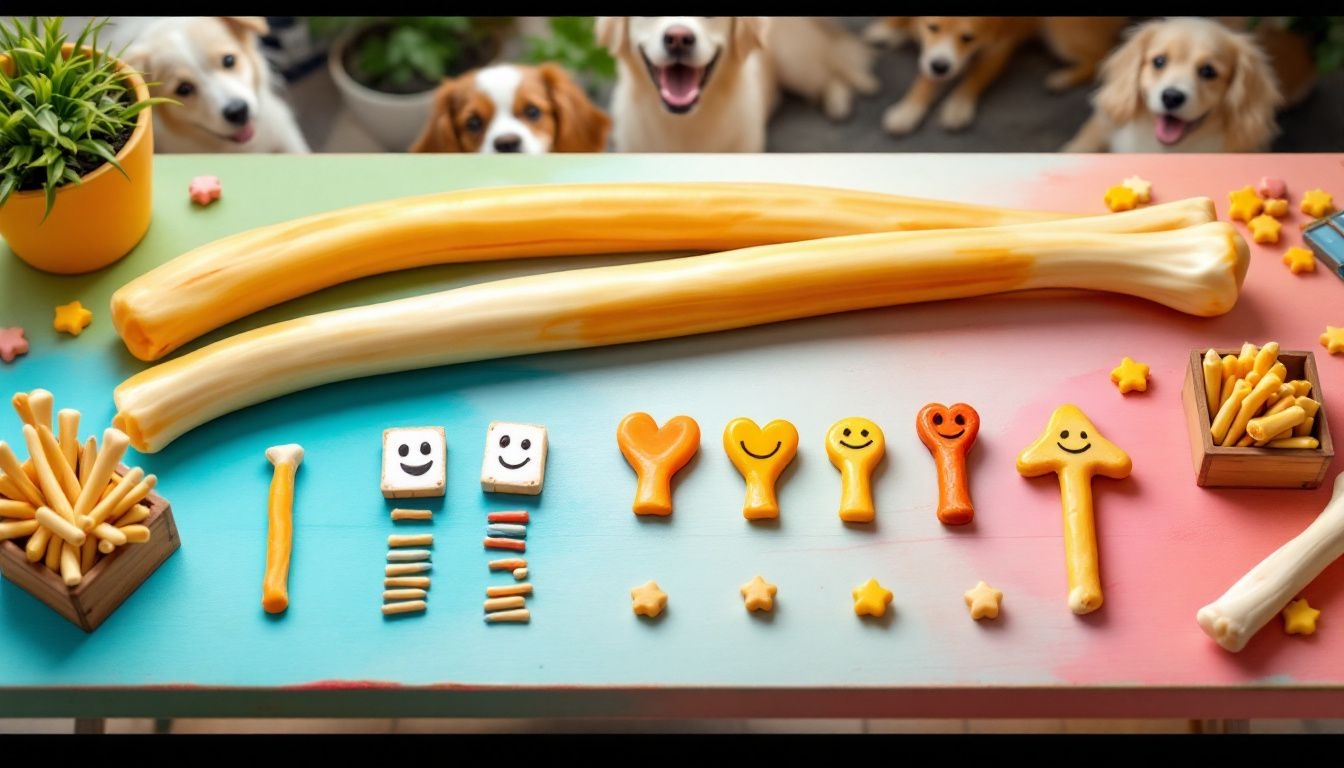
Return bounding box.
[915,403,980,526]
[381,427,446,499]
[1056,428,1092,454]
[481,422,549,495]
[398,439,435,476]
[723,418,799,520]
[825,417,886,523]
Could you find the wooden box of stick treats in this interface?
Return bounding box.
[1182,346,1333,488]
[0,391,180,632]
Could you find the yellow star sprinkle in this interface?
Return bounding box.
[740,575,777,613]
[1121,175,1152,203]
[1283,247,1315,274]
[964,580,1003,621]
[1248,214,1281,244]
[1263,197,1289,218]
[1300,189,1335,219]
[630,580,668,618]
[1322,326,1344,355]
[1110,356,1150,394]
[1103,184,1137,212]
[52,301,93,336]
[1282,598,1320,636]
[1227,185,1264,222]
[852,578,893,618]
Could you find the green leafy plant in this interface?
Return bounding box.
[521,16,615,96]
[0,17,170,219]
[309,16,511,94]
[1251,16,1344,74]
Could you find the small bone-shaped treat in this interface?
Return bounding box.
[1197,471,1344,652]
[722,417,799,520]
[915,403,980,525]
[616,413,700,516]
[1017,405,1131,615]
[826,418,886,523]
[263,443,303,614]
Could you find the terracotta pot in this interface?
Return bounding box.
[0,44,154,274]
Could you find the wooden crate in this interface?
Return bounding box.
[1182,349,1333,488]
[0,466,179,631]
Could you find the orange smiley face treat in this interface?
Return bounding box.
[915,403,980,526]
[616,413,700,516]
[826,417,886,523]
[723,418,799,520]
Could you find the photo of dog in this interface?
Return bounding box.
[596,16,879,152]
[873,16,1127,137]
[111,16,310,153]
[409,63,610,153]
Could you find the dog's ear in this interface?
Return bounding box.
[1094,21,1157,125]
[732,17,769,55]
[219,16,270,40]
[540,64,611,152]
[1221,30,1282,151]
[594,16,626,55]
[409,78,465,153]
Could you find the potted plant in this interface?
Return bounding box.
[314,16,510,151]
[0,17,170,274]
[520,16,616,101]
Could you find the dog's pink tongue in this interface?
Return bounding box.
[232,123,256,143]
[659,64,701,108]
[1155,115,1187,146]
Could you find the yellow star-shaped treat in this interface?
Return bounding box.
[1300,189,1335,219]
[1283,247,1315,274]
[740,575,777,613]
[1282,597,1320,635]
[1110,356,1150,394]
[631,580,668,618]
[53,301,93,336]
[1248,214,1281,244]
[852,578,893,618]
[1322,326,1344,355]
[1103,184,1137,212]
[1227,185,1264,222]
[1121,175,1152,203]
[1263,197,1289,218]
[964,580,1003,620]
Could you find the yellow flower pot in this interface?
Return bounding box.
[0,45,154,274]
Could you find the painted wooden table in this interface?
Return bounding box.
[1,154,1342,719]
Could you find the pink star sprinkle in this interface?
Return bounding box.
[188,175,222,206]
[0,327,29,363]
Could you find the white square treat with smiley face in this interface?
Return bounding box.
[481,421,548,495]
[381,427,446,499]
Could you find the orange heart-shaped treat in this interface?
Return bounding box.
[723,418,799,520]
[617,412,701,516]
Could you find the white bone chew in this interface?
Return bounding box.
[1197,471,1344,652]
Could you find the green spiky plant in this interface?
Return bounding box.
[0,17,172,220]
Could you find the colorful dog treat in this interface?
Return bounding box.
[0,499,36,519]
[486,523,526,538]
[1017,405,1131,615]
[1197,471,1344,652]
[385,577,430,589]
[35,506,85,547]
[1321,326,1344,355]
[488,510,529,523]
[826,417,886,523]
[630,580,667,618]
[57,410,79,470]
[484,537,525,551]
[1282,598,1320,635]
[1223,372,1283,446]
[384,588,427,601]
[484,608,530,623]
[390,508,433,521]
[1268,437,1320,449]
[111,203,1249,454]
[740,575,777,613]
[1283,247,1316,274]
[1257,177,1286,199]
[386,563,430,576]
[0,520,38,540]
[1201,349,1222,407]
[1103,185,1137,212]
[489,557,527,571]
[1248,214,1281,244]
[262,444,303,614]
[386,549,431,562]
[388,533,433,547]
[1301,189,1335,218]
[852,578,893,618]
[484,596,526,612]
[0,327,28,364]
[1253,341,1280,376]
[382,600,427,615]
[513,567,528,580]
[1122,175,1152,203]
[23,426,75,519]
[1228,185,1264,222]
[1294,397,1322,437]
[915,403,980,525]
[72,427,129,523]
[964,580,1004,620]
[1263,198,1289,218]
[723,417,799,520]
[487,583,533,598]
[52,301,93,336]
[188,175,222,206]
[381,427,445,499]
[1247,406,1307,442]
[480,421,548,495]
[617,413,700,516]
[1109,356,1150,394]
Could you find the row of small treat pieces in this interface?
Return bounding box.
[382,509,433,615]
[485,510,530,623]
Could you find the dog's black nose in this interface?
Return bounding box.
[1161,88,1186,110]
[929,58,951,76]
[663,25,695,55]
[222,99,249,126]
[493,134,522,153]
